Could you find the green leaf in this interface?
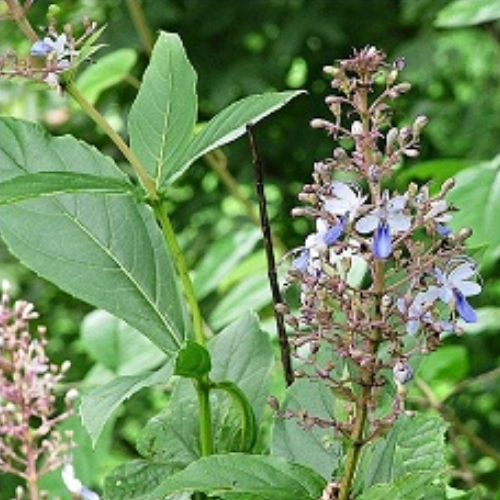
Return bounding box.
[143,454,326,500]
[128,31,197,187]
[358,414,448,492]
[80,310,166,375]
[212,380,258,452]
[0,172,133,205]
[128,31,303,187]
[271,379,343,480]
[105,460,182,500]
[209,273,271,330]
[76,48,138,105]
[435,0,500,28]
[135,313,273,467]
[80,361,173,446]
[358,472,446,500]
[0,117,189,354]
[448,155,500,263]
[174,341,212,379]
[173,89,306,185]
[192,226,261,300]
[209,312,274,422]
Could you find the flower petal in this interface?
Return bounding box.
[323,219,345,246]
[454,291,477,323]
[355,214,379,233]
[388,212,411,232]
[293,249,310,272]
[373,221,392,259]
[31,40,54,57]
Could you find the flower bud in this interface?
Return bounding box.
[393,360,413,385]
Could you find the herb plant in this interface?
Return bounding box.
[0,2,485,500]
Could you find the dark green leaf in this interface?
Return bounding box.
[0,172,133,205]
[174,341,212,379]
[143,454,326,500]
[173,90,306,185]
[81,361,173,446]
[0,117,189,354]
[271,379,342,480]
[358,472,445,500]
[435,0,500,28]
[128,32,197,187]
[136,313,273,467]
[105,460,182,500]
[358,414,448,492]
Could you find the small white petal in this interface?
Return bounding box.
[355,214,379,233]
[449,262,476,283]
[458,281,481,297]
[388,212,411,232]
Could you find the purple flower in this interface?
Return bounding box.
[355,192,411,259]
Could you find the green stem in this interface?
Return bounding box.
[152,203,205,347]
[5,0,39,43]
[196,376,214,457]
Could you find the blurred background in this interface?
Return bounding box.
[1,0,500,498]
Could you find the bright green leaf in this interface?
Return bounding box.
[128,31,197,187]
[0,117,189,354]
[0,172,133,205]
[80,310,167,375]
[209,273,271,330]
[77,48,138,105]
[192,226,261,300]
[435,0,500,28]
[143,454,326,500]
[271,379,343,480]
[80,361,173,446]
[448,155,500,264]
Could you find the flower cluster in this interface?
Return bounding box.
[280,47,481,438]
[0,8,99,93]
[0,281,75,499]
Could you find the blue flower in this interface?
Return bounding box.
[355,192,411,259]
[431,259,481,323]
[30,40,55,57]
[292,218,345,274]
[31,34,67,59]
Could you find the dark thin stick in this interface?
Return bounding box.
[246,124,294,387]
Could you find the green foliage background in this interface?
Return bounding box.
[1,0,499,498]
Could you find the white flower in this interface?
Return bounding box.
[322,181,367,222]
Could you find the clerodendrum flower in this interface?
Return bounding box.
[355,192,411,259]
[322,181,367,222]
[432,260,482,323]
[292,218,345,274]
